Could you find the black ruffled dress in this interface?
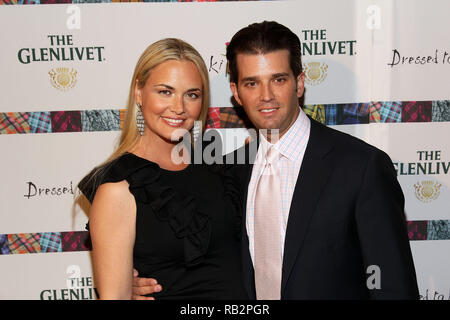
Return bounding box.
[79,152,248,300]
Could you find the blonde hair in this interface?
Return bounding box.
[78,38,210,195]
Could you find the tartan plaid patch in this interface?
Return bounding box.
[431,100,450,122]
[0,234,10,255]
[0,0,41,4]
[381,101,402,122]
[220,107,252,128]
[7,233,41,254]
[220,107,243,128]
[370,101,402,123]
[1,0,249,4]
[325,104,339,125]
[61,231,91,252]
[323,104,369,125]
[51,111,82,132]
[427,220,450,240]
[120,109,126,129]
[303,104,326,124]
[28,112,52,133]
[369,102,382,123]
[39,232,62,253]
[206,107,221,129]
[341,103,370,124]
[32,0,71,3]
[0,112,30,134]
[81,109,120,132]
[407,221,428,241]
[402,101,432,122]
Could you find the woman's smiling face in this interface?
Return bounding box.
[135,59,203,142]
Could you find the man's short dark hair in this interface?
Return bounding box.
[226,21,302,83]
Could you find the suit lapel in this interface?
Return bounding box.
[281,119,335,295]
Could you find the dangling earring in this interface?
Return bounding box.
[136,103,145,136]
[192,120,201,142]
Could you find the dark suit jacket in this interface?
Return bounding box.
[233,118,419,299]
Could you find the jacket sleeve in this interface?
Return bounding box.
[354,148,420,299]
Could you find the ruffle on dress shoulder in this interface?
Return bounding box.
[80,152,211,267]
[78,153,151,203]
[127,161,211,267]
[78,153,155,231]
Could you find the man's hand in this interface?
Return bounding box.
[132,269,162,300]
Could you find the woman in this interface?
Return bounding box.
[79,39,247,300]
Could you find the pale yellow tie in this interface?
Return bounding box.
[254,145,282,300]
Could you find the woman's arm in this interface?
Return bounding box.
[89,180,136,300]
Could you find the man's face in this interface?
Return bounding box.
[230,49,305,138]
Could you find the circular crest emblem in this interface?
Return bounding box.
[414,180,442,203]
[49,68,77,91]
[303,62,328,85]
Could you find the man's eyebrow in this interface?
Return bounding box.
[272,72,290,78]
[240,73,290,82]
[240,76,258,82]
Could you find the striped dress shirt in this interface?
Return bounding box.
[246,108,311,265]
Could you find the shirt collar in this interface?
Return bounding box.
[258,108,311,163]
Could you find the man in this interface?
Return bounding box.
[133,21,419,299]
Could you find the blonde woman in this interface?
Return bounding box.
[79,39,247,300]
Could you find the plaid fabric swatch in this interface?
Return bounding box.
[39,0,71,3]
[61,231,91,252]
[407,220,428,241]
[427,220,450,240]
[0,112,30,134]
[28,112,52,133]
[370,101,402,123]
[0,234,10,255]
[341,103,370,124]
[220,107,251,128]
[81,109,120,132]
[220,107,242,128]
[39,232,62,253]
[431,100,450,122]
[325,104,339,125]
[120,109,126,129]
[303,104,326,124]
[369,102,381,122]
[0,0,40,4]
[72,0,111,3]
[206,107,221,129]
[380,101,402,122]
[51,111,82,132]
[402,101,432,122]
[7,233,41,254]
[110,0,178,3]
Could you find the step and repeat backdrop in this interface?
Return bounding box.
[0,0,449,300]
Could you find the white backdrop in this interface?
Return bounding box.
[0,0,449,300]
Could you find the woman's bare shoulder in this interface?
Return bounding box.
[95,180,131,198]
[91,180,135,218]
